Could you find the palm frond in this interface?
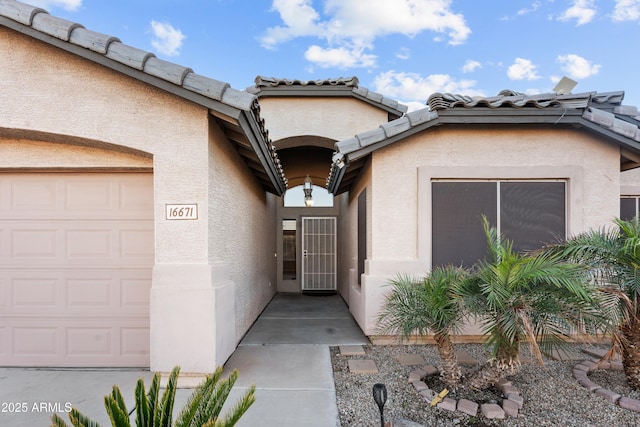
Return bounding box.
[157,366,179,427]
[68,408,102,427]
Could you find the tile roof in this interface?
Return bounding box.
[248,76,408,119]
[328,90,640,195]
[0,0,287,194]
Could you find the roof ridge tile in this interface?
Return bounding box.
[69,26,120,55]
[31,9,82,41]
[0,0,45,25]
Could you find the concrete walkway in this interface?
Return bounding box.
[0,293,367,426]
[215,293,369,426]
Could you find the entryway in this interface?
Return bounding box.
[219,293,368,426]
[277,213,339,293]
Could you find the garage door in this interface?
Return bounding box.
[0,173,154,367]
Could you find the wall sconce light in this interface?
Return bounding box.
[303,175,314,207]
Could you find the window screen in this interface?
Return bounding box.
[432,182,497,268]
[501,182,565,252]
[620,198,638,221]
[432,181,566,267]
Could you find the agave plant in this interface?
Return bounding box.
[50,366,255,427]
[549,217,640,390]
[378,267,468,390]
[460,217,603,390]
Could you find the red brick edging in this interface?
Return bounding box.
[573,360,640,413]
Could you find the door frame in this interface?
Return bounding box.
[301,216,337,291]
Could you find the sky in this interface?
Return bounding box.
[25,0,640,111]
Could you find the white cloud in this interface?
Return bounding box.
[395,47,411,60]
[304,45,376,68]
[261,0,471,69]
[462,60,482,73]
[556,54,601,79]
[372,70,485,111]
[517,1,541,16]
[150,21,186,57]
[507,58,540,81]
[24,0,82,11]
[558,0,597,25]
[612,0,640,21]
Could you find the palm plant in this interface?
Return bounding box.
[378,268,468,390]
[50,366,255,427]
[549,217,640,390]
[460,217,602,390]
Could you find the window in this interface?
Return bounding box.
[432,181,566,268]
[283,185,334,207]
[357,190,366,284]
[620,197,639,220]
[282,219,297,280]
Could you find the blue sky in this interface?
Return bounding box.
[28,0,640,111]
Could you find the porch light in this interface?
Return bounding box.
[372,383,387,427]
[304,175,314,207]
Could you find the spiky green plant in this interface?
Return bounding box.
[548,217,640,390]
[460,217,604,390]
[378,267,468,390]
[50,366,255,427]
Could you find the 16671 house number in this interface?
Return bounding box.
[165,204,198,220]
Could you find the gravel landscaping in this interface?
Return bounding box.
[330,343,640,426]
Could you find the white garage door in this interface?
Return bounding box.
[0,173,154,367]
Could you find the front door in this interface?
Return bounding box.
[301,217,337,291]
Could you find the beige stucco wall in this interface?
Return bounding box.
[621,168,640,195]
[257,97,391,143]
[347,125,621,334]
[1,27,273,372]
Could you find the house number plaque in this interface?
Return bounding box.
[165,204,198,220]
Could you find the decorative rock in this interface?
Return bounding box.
[397,354,426,366]
[412,381,429,392]
[580,360,597,369]
[422,364,439,376]
[502,398,519,417]
[594,388,621,403]
[456,399,478,416]
[618,397,640,413]
[611,362,624,370]
[578,379,601,392]
[437,397,457,412]
[506,393,524,409]
[348,359,378,374]
[481,403,505,419]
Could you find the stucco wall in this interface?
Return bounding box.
[1,27,273,372]
[257,97,391,142]
[621,168,640,195]
[207,121,277,342]
[351,125,621,334]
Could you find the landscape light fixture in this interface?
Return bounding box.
[303,175,314,207]
[372,383,387,427]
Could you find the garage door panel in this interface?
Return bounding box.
[0,174,153,220]
[0,173,153,367]
[3,221,153,267]
[12,326,58,357]
[4,269,149,316]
